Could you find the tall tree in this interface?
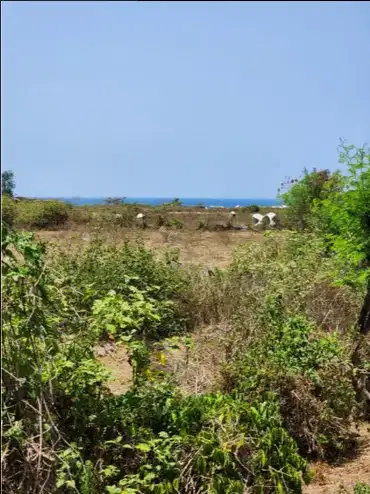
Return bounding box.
[278,168,339,230]
[314,142,370,331]
[314,141,370,408]
[1,170,15,197]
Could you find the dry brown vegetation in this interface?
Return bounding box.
[36,228,263,268]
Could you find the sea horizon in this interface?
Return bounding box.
[33,197,283,208]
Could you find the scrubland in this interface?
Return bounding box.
[2,143,370,493]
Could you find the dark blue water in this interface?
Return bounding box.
[43,197,283,207]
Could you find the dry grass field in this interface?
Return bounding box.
[36,227,265,268]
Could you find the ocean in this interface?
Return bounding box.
[49,197,283,208]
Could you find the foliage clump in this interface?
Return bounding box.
[16,199,72,228]
[1,194,17,225]
[223,299,356,458]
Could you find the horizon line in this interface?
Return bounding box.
[30,195,281,200]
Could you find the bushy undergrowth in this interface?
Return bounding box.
[52,239,192,339]
[2,225,315,493]
[1,220,366,493]
[15,199,72,228]
[189,232,361,333]
[1,194,17,225]
[223,303,356,458]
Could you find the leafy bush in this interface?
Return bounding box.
[278,168,340,230]
[247,204,260,213]
[53,240,192,337]
[1,194,16,225]
[103,389,310,494]
[314,142,370,288]
[223,300,356,458]
[197,218,209,230]
[354,483,370,494]
[91,286,175,340]
[16,199,71,228]
[169,218,184,230]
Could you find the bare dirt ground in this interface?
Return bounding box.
[303,423,370,493]
[94,342,132,395]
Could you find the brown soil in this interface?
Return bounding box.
[303,423,370,493]
[94,342,132,395]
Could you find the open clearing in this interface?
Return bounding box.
[37,228,263,268]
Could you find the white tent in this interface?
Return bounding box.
[252,213,264,226]
[265,212,277,226]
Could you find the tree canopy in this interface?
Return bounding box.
[1,170,15,197]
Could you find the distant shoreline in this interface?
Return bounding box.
[28,197,284,208]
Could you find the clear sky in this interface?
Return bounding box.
[1,1,369,198]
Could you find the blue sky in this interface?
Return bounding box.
[1,1,369,198]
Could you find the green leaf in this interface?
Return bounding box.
[136,443,151,453]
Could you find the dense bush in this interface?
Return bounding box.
[52,239,192,338]
[227,231,361,332]
[223,302,356,458]
[1,194,16,225]
[245,204,260,213]
[313,143,370,289]
[278,168,340,231]
[354,483,370,494]
[16,199,72,228]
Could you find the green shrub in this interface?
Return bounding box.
[90,286,176,340]
[354,483,370,494]
[155,214,170,228]
[197,218,209,230]
[278,168,340,231]
[104,389,310,494]
[53,240,192,337]
[313,142,370,288]
[223,302,356,458]
[246,204,260,213]
[1,194,16,225]
[169,218,184,230]
[16,199,71,228]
